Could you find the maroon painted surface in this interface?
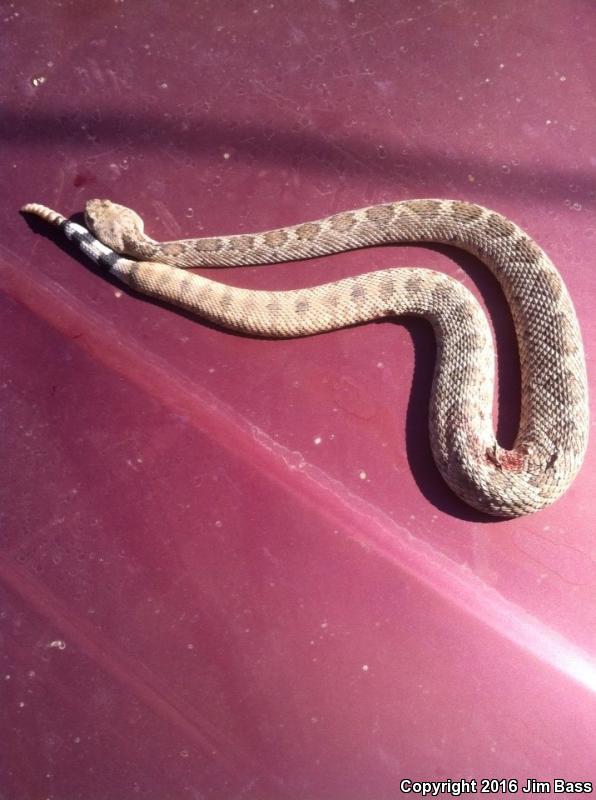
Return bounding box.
[2,1,596,798]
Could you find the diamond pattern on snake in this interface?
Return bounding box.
[21,198,588,517]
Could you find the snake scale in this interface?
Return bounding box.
[22,198,588,517]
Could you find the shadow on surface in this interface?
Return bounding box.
[4,109,596,208]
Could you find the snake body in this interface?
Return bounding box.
[22,199,588,517]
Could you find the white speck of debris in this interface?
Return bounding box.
[214,520,223,528]
[4,674,11,680]
[320,621,328,629]
[499,63,505,69]
[376,361,384,368]
[359,470,367,480]
[31,75,46,87]
[18,701,25,708]
[560,75,567,82]
[187,643,194,650]
[546,119,552,125]
[208,367,215,374]
[28,670,36,678]
[362,664,369,672]
[223,152,231,159]
[74,736,81,744]
[114,290,122,298]
[313,436,322,445]
[160,82,168,89]
[48,640,66,650]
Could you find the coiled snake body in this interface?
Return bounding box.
[22,198,588,517]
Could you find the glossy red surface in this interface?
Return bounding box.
[2,2,596,797]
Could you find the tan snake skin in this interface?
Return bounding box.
[23,199,589,517]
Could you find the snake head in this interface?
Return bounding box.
[85,199,146,255]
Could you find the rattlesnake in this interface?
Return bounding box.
[22,199,588,517]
